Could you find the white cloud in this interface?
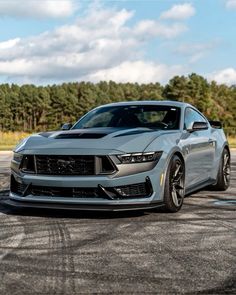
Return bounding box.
[209,68,236,85]
[160,3,195,20]
[0,38,20,50]
[0,0,77,19]
[175,41,220,63]
[85,61,185,84]
[0,5,187,84]
[134,20,187,39]
[226,0,236,9]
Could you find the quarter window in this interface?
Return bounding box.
[184,108,207,129]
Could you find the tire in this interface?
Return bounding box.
[212,148,231,191]
[163,154,185,213]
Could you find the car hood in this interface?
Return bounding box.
[15,127,178,155]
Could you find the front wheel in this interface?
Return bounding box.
[163,155,185,213]
[211,148,230,191]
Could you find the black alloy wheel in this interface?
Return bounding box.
[163,155,185,213]
[222,150,231,187]
[212,148,231,191]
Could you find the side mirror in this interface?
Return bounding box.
[61,123,72,131]
[187,121,208,132]
[209,120,222,129]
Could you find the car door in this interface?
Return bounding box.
[181,107,215,188]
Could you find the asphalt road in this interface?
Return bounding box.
[0,151,235,294]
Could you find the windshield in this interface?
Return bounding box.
[72,105,181,130]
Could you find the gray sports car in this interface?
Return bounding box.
[7,101,230,212]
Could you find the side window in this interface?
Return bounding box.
[184,108,207,129]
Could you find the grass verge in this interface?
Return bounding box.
[0,132,31,151]
[228,137,236,148]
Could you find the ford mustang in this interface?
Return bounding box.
[6,101,231,212]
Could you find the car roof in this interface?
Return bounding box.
[100,100,192,109]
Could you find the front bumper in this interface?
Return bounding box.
[9,151,166,211]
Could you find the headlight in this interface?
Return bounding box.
[13,152,23,164]
[14,136,30,152]
[117,151,162,164]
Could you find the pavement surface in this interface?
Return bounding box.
[0,151,235,294]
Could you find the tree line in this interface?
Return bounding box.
[0,73,235,132]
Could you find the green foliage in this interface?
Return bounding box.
[0,74,235,132]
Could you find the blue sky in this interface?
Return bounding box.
[0,0,235,85]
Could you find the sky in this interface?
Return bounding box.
[0,0,236,85]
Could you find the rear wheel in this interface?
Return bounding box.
[163,155,185,213]
[212,148,230,191]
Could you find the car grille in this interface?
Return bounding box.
[31,186,100,198]
[11,176,152,200]
[35,155,95,175]
[20,155,116,176]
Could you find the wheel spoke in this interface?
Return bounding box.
[224,174,228,184]
[175,184,184,190]
[170,160,185,207]
[224,167,230,175]
[171,187,179,207]
[224,154,229,167]
[174,164,181,177]
[223,152,230,185]
[174,172,183,183]
[176,189,183,200]
[170,160,184,207]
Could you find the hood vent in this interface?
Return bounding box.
[55,133,107,139]
[114,129,154,137]
[39,132,55,138]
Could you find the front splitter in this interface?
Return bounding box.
[4,199,163,212]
